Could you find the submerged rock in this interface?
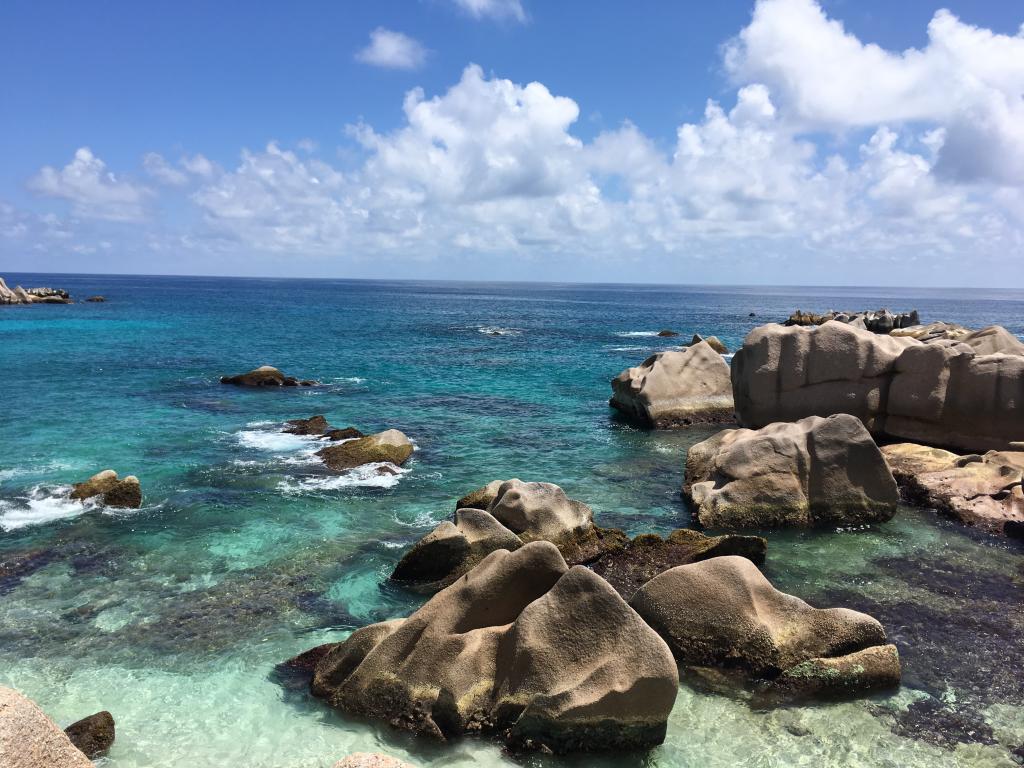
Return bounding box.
[220,365,316,387]
[589,528,766,600]
[684,414,898,529]
[610,342,735,428]
[317,429,413,471]
[70,470,142,509]
[64,710,115,758]
[732,321,1024,452]
[85,296,106,303]
[283,415,329,435]
[629,556,900,697]
[657,329,679,337]
[882,443,1024,537]
[0,686,93,767]
[311,542,679,753]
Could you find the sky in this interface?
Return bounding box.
[1,0,1023,285]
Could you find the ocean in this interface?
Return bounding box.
[1,274,1022,767]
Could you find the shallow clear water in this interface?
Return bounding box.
[1,275,1022,767]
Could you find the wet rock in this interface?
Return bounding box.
[610,342,735,428]
[0,686,93,767]
[85,296,106,303]
[689,333,729,354]
[732,321,1024,452]
[311,542,679,753]
[685,414,898,529]
[324,427,365,441]
[274,643,337,691]
[882,443,1024,536]
[284,415,329,435]
[64,710,115,758]
[220,365,315,387]
[70,470,143,509]
[589,528,766,600]
[317,429,413,471]
[334,755,418,768]
[629,556,900,698]
[657,329,679,337]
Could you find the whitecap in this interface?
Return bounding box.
[330,376,366,385]
[277,463,408,494]
[0,485,97,532]
[607,346,648,352]
[234,429,318,453]
[477,326,521,337]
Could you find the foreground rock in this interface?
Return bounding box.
[732,321,1024,453]
[882,443,1024,537]
[0,686,93,767]
[317,429,413,471]
[70,470,142,509]
[64,711,115,758]
[311,542,679,752]
[610,342,734,428]
[630,556,900,697]
[685,414,898,529]
[334,755,417,768]
[220,365,316,387]
[392,480,625,591]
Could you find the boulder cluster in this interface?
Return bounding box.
[784,308,919,333]
[70,469,143,509]
[0,277,72,305]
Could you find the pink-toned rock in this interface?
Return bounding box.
[334,754,417,768]
[0,687,92,768]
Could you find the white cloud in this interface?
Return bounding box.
[27,148,150,221]
[181,153,216,178]
[724,0,1024,183]
[143,152,188,186]
[355,28,428,70]
[450,0,526,23]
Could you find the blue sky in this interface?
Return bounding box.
[2,0,1023,284]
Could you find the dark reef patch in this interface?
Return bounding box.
[877,698,997,751]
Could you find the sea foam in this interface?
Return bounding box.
[0,485,96,532]
[277,462,408,494]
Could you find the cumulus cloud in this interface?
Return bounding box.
[724,0,1024,183]
[355,28,428,70]
[27,148,150,221]
[450,0,526,23]
[143,152,188,186]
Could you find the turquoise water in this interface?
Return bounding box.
[1,275,1022,767]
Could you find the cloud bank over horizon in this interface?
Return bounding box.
[4,0,1024,283]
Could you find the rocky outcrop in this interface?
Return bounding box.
[629,556,900,697]
[689,333,729,354]
[391,480,627,591]
[317,429,413,471]
[334,755,417,768]
[69,470,142,509]
[310,542,679,753]
[85,296,106,303]
[732,321,1024,453]
[64,711,115,758]
[284,415,330,435]
[0,686,93,767]
[684,414,898,529]
[455,480,504,511]
[657,329,679,337]
[325,427,364,441]
[610,342,735,428]
[882,443,1024,537]
[784,308,919,333]
[890,321,970,343]
[0,278,72,305]
[220,365,317,387]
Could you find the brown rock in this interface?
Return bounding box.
[689,333,729,354]
[63,711,115,758]
[85,296,106,303]
[284,415,329,435]
[70,470,142,509]
[324,427,365,441]
[220,365,314,387]
[657,329,679,337]
[317,429,414,471]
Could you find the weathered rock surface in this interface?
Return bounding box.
[311,542,679,753]
[689,333,729,354]
[0,686,93,767]
[589,528,766,600]
[334,755,417,768]
[0,277,72,306]
[684,414,898,529]
[325,427,364,441]
[455,480,504,511]
[882,443,1024,537]
[392,480,626,591]
[785,308,919,333]
[629,556,900,697]
[732,321,1024,452]
[317,429,413,471]
[64,710,115,758]
[610,342,735,428]
[70,470,142,509]
[284,415,330,435]
[220,365,316,387]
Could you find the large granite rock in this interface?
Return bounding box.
[0,278,72,305]
[610,342,734,428]
[69,470,142,509]
[684,414,898,529]
[732,321,1024,453]
[312,542,679,753]
[317,429,414,471]
[0,687,93,768]
[64,710,115,758]
[882,443,1024,537]
[629,556,900,697]
[391,480,627,591]
[220,365,316,387]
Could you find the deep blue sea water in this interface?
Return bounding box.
[1,274,1022,767]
